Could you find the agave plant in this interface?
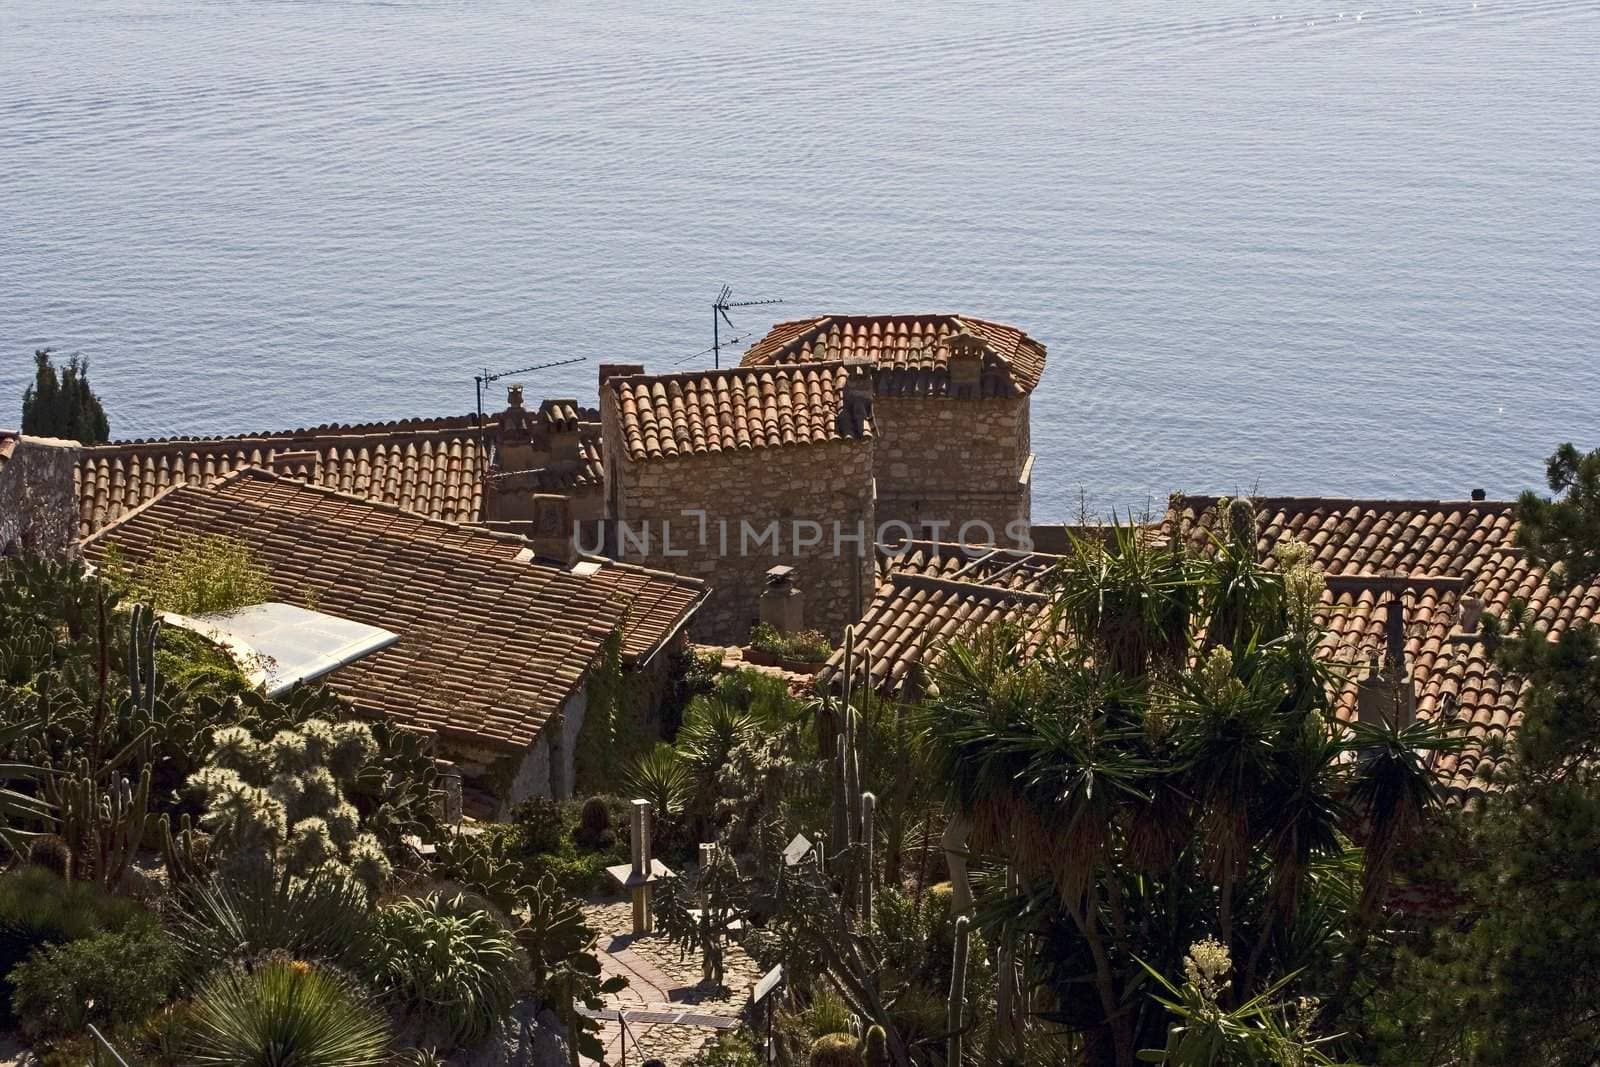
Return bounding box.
[181,956,391,1067]
[372,891,523,1046]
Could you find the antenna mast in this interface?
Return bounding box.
[473,355,588,447]
[712,285,784,369]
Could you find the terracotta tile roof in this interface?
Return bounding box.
[73,414,608,538]
[609,362,871,462]
[81,469,705,752]
[830,496,1600,800]
[742,314,1047,397]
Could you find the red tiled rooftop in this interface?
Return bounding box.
[828,496,1600,800]
[81,469,704,752]
[74,412,605,537]
[742,314,1047,398]
[609,362,871,462]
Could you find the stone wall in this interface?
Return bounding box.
[871,396,1032,544]
[0,433,81,560]
[605,424,875,645]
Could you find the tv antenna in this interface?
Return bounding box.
[712,285,783,369]
[473,356,587,434]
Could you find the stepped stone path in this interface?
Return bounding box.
[582,899,760,1065]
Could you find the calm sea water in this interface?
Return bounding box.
[2,0,1597,518]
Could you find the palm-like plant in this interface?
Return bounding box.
[181,956,391,1067]
[372,891,523,1046]
[623,742,691,825]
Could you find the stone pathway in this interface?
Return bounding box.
[582,899,760,1066]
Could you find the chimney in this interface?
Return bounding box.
[838,359,875,438]
[759,565,805,634]
[530,493,577,565]
[1470,488,1487,502]
[0,432,82,561]
[1457,594,1484,636]
[267,449,321,483]
[495,384,538,473]
[946,330,985,397]
[540,400,583,464]
[1357,591,1416,729]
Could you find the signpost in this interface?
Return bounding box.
[606,799,673,935]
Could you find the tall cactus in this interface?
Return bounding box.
[126,602,161,715]
[58,761,150,890]
[160,812,211,885]
[948,914,971,1067]
[860,791,877,925]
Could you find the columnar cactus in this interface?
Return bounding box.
[55,759,149,889]
[948,914,971,1067]
[126,602,162,714]
[860,791,876,924]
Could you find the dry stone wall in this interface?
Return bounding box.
[872,396,1032,544]
[0,435,81,560]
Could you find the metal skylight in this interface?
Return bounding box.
[165,602,399,697]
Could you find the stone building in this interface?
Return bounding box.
[81,468,706,811]
[741,314,1046,541]
[0,430,81,560]
[70,398,603,541]
[599,360,877,644]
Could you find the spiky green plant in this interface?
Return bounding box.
[168,867,375,977]
[623,743,691,826]
[372,891,523,1047]
[187,718,390,894]
[180,956,391,1067]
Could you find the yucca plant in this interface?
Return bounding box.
[623,743,691,825]
[372,891,523,1046]
[169,867,376,978]
[181,956,391,1067]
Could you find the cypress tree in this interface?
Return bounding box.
[20,349,109,444]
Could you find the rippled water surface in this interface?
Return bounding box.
[3,0,1597,516]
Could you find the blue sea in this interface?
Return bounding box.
[2,0,1597,517]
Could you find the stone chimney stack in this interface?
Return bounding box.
[267,449,322,483]
[946,330,985,397]
[759,565,804,634]
[0,432,82,561]
[540,400,583,464]
[839,360,875,438]
[496,384,538,473]
[530,493,577,566]
[1357,590,1417,730]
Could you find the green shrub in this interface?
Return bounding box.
[623,744,691,828]
[689,1032,763,1066]
[9,925,181,1044]
[0,867,154,1027]
[180,956,391,1067]
[508,796,566,856]
[525,848,612,897]
[134,534,272,616]
[806,984,857,1039]
[371,892,522,1047]
[750,622,833,663]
